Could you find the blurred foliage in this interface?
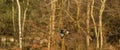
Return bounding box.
[0,0,120,50]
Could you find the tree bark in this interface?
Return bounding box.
[99,0,106,49]
[16,0,22,49]
[22,0,29,33]
[62,38,65,50]
[90,0,99,49]
[48,0,57,50]
[86,0,91,49]
[12,0,15,33]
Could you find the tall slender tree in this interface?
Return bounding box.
[12,0,15,33]
[74,0,81,33]
[48,0,57,50]
[22,0,29,33]
[86,0,91,49]
[99,0,106,49]
[90,0,99,49]
[16,0,22,49]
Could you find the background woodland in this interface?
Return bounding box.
[0,0,120,50]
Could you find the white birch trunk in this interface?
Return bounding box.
[16,0,22,49]
[48,0,57,50]
[90,0,99,49]
[99,0,106,49]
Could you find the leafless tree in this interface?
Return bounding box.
[16,0,22,49]
[12,0,15,33]
[90,0,99,49]
[99,0,106,49]
[48,0,57,50]
[86,0,91,49]
[22,0,29,33]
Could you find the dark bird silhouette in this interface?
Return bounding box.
[60,29,70,38]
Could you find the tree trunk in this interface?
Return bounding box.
[86,0,90,49]
[90,0,99,49]
[12,0,15,33]
[48,0,57,50]
[62,38,65,50]
[22,0,29,33]
[99,0,106,49]
[16,0,22,49]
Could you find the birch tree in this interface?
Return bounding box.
[48,0,57,50]
[74,0,81,34]
[12,0,15,33]
[22,0,29,33]
[99,0,106,49]
[90,0,99,49]
[16,0,22,49]
[86,0,91,49]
